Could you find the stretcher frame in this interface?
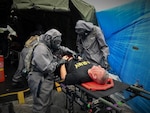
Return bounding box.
[59,80,150,113]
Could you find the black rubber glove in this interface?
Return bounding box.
[57,59,67,68]
[72,53,78,60]
[59,46,77,56]
[100,56,110,70]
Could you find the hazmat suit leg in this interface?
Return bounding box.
[12,48,29,88]
[28,72,54,113]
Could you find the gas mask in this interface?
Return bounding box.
[75,28,89,39]
[42,34,52,48]
[51,36,62,50]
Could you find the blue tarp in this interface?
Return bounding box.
[96,0,150,113]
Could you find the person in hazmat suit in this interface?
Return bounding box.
[12,29,77,113]
[12,35,39,87]
[12,30,77,87]
[75,20,109,70]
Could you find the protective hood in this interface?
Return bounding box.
[75,20,94,32]
[40,29,62,48]
[45,29,62,40]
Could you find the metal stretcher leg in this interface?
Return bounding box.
[65,86,75,113]
[74,88,121,113]
[64,85,120,113]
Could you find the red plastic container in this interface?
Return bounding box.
[0,55,5,82]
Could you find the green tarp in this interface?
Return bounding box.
[11,0,97,50]
[13,0,97,23]
[13,0,69,11]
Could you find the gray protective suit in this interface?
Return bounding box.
[27,29,64,113]
[12,29,76,113]
[75,20,109,69]
[12,47,28,82]
[12,36,39,83]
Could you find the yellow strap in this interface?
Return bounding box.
[17,91,25,104]
[0,88,30,97]
[0,88,30,104]
[55,82,62,92]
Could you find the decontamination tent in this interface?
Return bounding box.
[12,0,97,50]
[95,0,150,113]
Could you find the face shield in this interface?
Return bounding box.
[42,34,52,48]
[51,36,62,50]
[42,29,62,49]
[75,20,93,39]
[75,28,90,39]
[75,28,86,34]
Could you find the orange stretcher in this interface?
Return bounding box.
[81,78,114,91]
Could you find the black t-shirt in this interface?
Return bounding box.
[64,59,93,85]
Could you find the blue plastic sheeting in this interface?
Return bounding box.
[96,0,150,113]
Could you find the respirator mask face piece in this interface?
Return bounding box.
[75,28,89,39]
[75,28,85,35]
[44,34,52,48]
[51,36,62,50]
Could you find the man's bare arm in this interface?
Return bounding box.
[60,64,67,80]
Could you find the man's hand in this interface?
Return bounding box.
[62,55,70,60]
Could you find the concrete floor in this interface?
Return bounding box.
[10,90,135,113]
[0,59,86,113]
[12,90,87,113]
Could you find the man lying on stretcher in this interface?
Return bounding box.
[59,56,135,112]
[59,55,110,85]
